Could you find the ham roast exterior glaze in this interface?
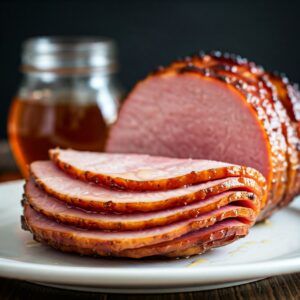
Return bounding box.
[106,52,300,220]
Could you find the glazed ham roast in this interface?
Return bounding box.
[21,51,300,258]
[106,51,300,219]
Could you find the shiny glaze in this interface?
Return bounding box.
[153,58,278,217]
[268,72,300,206]
[198,54,299,215]
[199,55,298,217]
[151,51,300,219]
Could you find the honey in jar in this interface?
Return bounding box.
[7,37,123,177]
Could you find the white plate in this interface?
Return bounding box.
[1,180,300,294]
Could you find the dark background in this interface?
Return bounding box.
[1,0,300,139]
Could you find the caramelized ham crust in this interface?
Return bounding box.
[30,161,263,213]
[50,148,266,194]
[25,180,259,230]
[23,204,251,258]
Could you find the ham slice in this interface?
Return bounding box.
[49,148,266,194]
[25,180,259,230]
[23,203,254,253]
[30,161,263,212]
[23,204,249,258]
[122,220,248,258]
[165,234,242,258]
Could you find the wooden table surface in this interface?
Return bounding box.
[1,156,300,299]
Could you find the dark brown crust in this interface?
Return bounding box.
[20,215,29,231]
[25,180,259,230]
[267,73,300,206]
[50,149,267,197]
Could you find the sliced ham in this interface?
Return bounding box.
[49,148,266,194]
[23,204,249,258]
[122,220,248,258]
[23,203,254,253]
[25,180,259,230]
[30,161,263,213]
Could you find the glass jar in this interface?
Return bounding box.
[8,37,123,178]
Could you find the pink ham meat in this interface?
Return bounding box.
[49,149,266,193]
[104,67,280,216]
[30,161,263,213]
[23,204,250,258]
[25,180,259,230]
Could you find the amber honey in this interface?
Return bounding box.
[8,98,109,177]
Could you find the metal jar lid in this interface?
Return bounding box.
[21,36,118,73]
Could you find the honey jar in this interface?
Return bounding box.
[8,37,123,177]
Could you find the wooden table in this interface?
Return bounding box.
[1,159,300,299]
[1,275,300,299]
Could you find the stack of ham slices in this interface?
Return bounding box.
[22,148,266,258]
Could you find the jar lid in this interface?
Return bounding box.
[21,36,118,73]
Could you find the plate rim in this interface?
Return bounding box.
[1,248,300,287]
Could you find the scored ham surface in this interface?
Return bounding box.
[25,180,258,230]
[30,160,263,212]
[23,204,251,257]
[167,54,289,215]
[106,52,300,219]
